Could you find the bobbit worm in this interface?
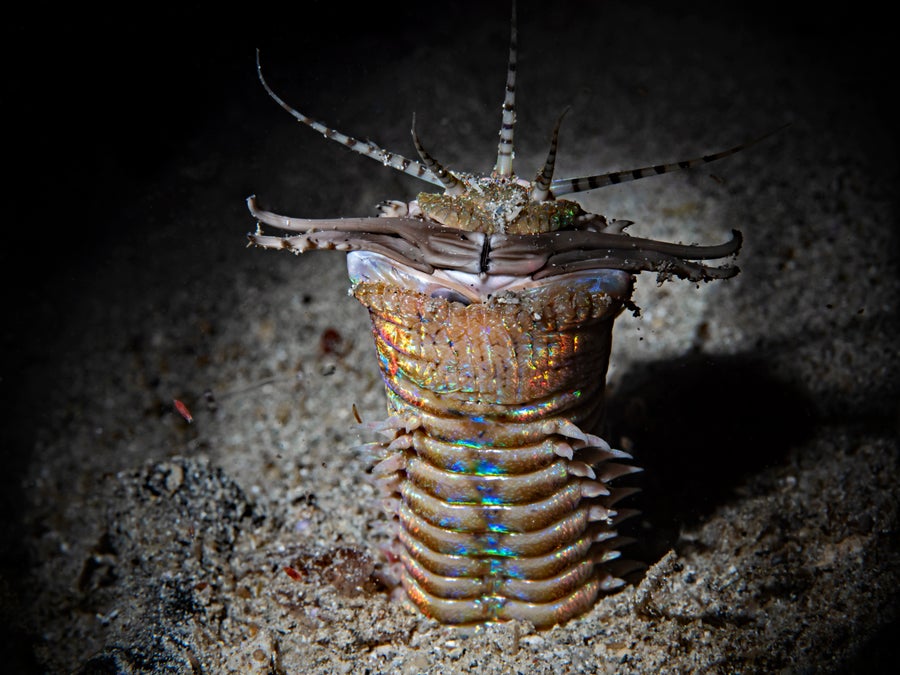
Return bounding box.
[247,4,769,627]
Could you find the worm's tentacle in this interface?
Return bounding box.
[550,125,787,197]
[531,108,569,202]
[493,0,518,177]
[255,51,443,187]
[411,115,465,196]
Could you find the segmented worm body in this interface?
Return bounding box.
[249,6,751,626]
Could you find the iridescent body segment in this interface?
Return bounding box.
[349,253,639,624]
[248,4,754,626]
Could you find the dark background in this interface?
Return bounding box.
[5,1,894,274]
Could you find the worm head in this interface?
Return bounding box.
[246,7,779,283]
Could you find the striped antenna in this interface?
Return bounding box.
[550,125,788,197]
[411,114,465,196]
[493,0,518,177]
[255,50,443,188]
[530,108,569,202]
